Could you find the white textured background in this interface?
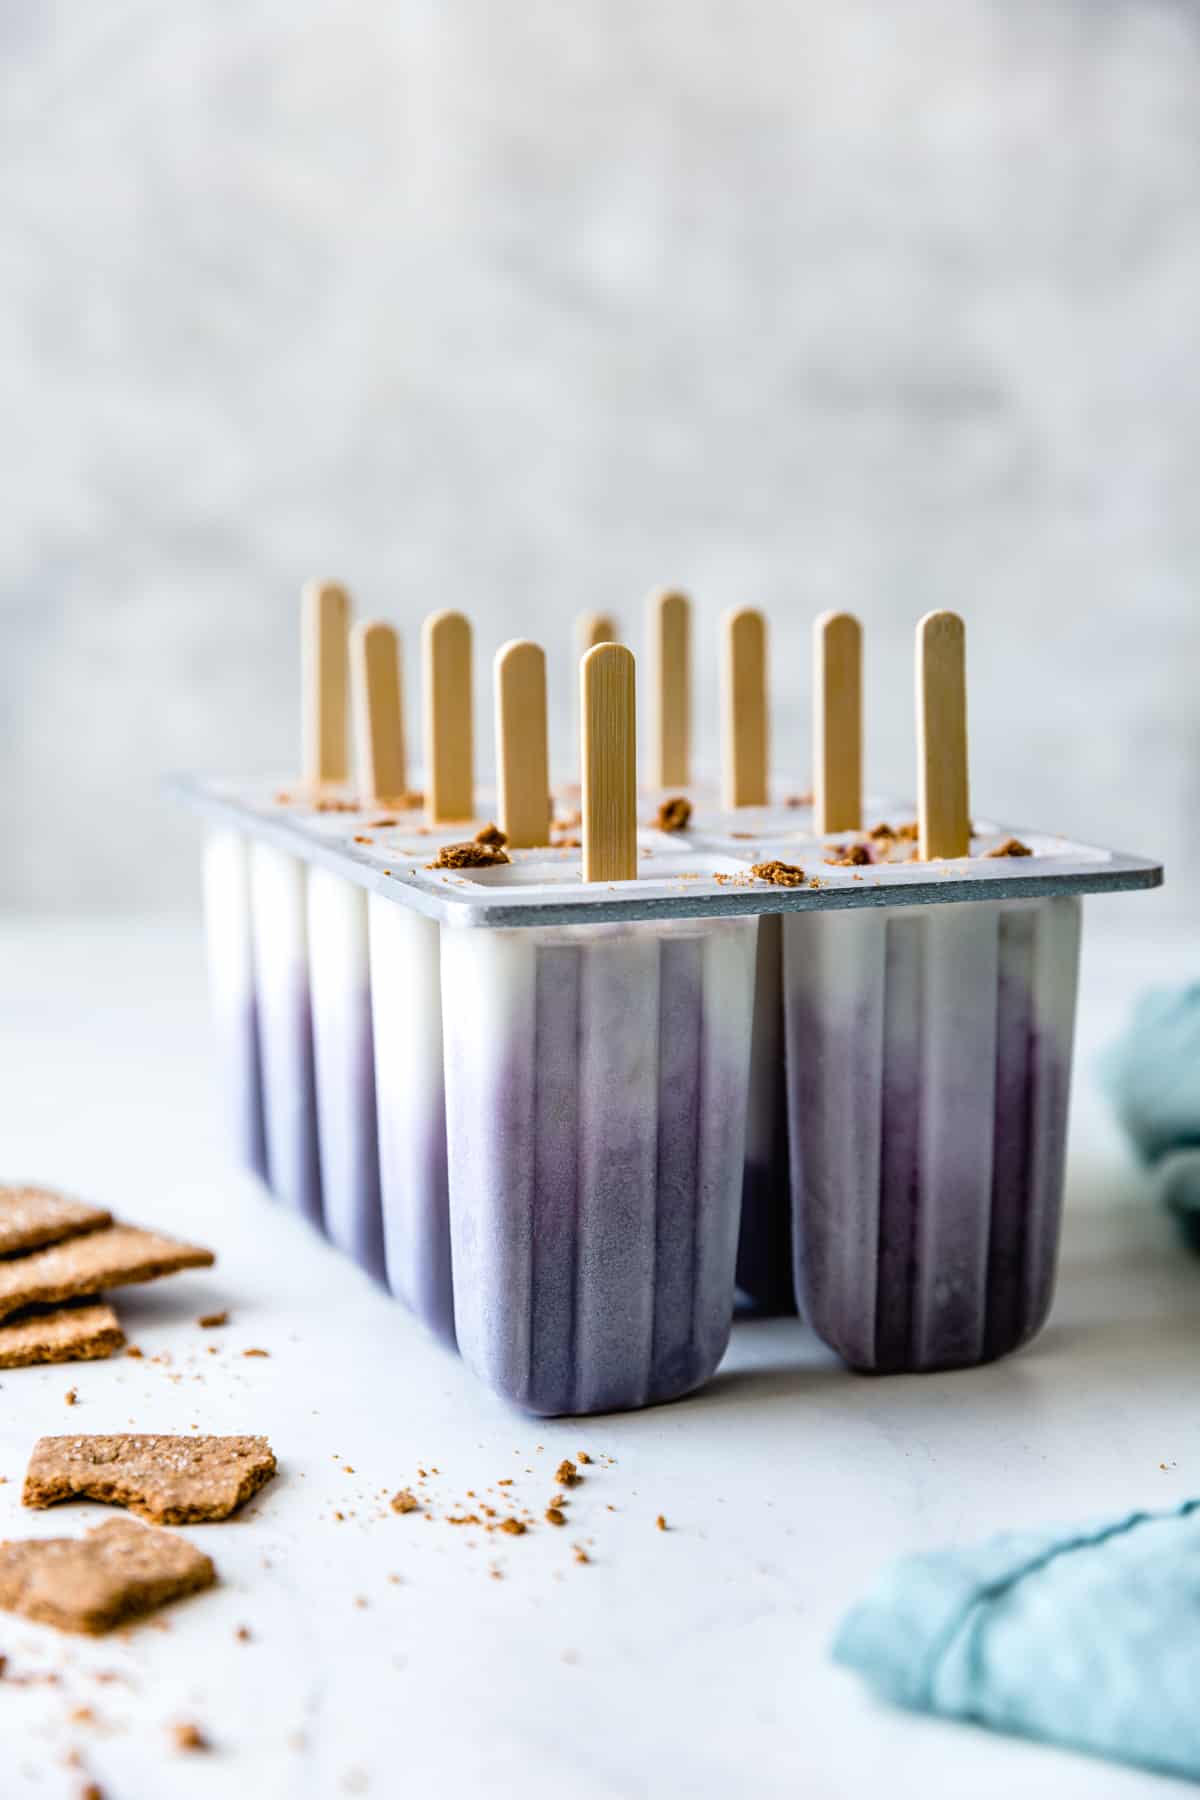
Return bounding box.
[5,0,1198,912]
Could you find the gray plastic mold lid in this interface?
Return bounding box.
[171,774,1163,930]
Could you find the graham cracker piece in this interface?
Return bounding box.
[749,860,806,888]
[0,1304,125,1370]
[0,1187,111,1259]
[0,1517,214,1635]
[428,841,510,870]
[23,1434,277,1525]
[0,1227,214,1322]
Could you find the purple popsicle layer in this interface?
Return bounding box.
[442,917,757,1416]
[783,895,1080,1373]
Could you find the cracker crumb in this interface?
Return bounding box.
[655,796,692,833]
[353,834,374,844]
[242,1348,269,1358]
[868,822,895,840]
[545,1507,566,1527]
[656,1514,668,1531]
[576,1451,591,1465]
[235,1625,252,1642]
[825,844,871,867]
[197,1312,228,1329]
[894,821,919,840]
[125,1346,144,1359]
[474,823,508,848]
[574,1547,590,1564]
[749,861,805,888]
[390,1490,419,1516]
[499,1518,526,1536]
[428,842,510,870]
[64,1389,78,1407]
[986,837,1032,858]
[172,1722,209,1753]
[555,1459,581,1488]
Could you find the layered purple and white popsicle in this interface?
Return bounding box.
[442,915,757,1416]
[783,894,1081,1372]
[369,897,454,1344]
[250,842,323,1229]
[202,830,268,1182]
[736,914,795,1313]
[308,867,385,1279]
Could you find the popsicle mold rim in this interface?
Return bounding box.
[173,774,1163,929]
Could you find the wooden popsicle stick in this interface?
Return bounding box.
[302,579,350,789]
[648,588,691,789]
[422,609,474,824]
[350,619,407,806]
[495,640,551,849]
[721,607,768,808]
[575,612,618,663]
[916,609,970,859]
[813,611,863,834]
[581,643,637,883]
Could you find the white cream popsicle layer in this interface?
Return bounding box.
[249,841,323,1228]
[307,867,384,1279]
[202,829,268,1182]
[782,894,1081,1372]
[368,898,454,1344]
[441,915,757,1416]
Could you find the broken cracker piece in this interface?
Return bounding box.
[428,842,510,871]
[0,1305,125,1371]
[0,1187,111,1259]
[749,861,806,888]
[389,1490,419,1516]
[985,836,1032,858]
[23,1434,277,1525]
[0,1518,214,1636]
[0,1227,214,1323]
[655,796,692,833]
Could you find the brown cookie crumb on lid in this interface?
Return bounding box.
[825,843,871,867]
[749,861,806,888]
[428,842,511,870]
[655,796,692,833]
[474,822,508,848]
[390,1490,419,1515]
[985,836,1033,858]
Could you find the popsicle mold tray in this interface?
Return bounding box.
[182,776,1160,1412]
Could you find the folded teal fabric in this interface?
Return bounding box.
[1103,986,1200,1164]
[835,1498,1200,1783]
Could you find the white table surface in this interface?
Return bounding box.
[0,909,1197,1800]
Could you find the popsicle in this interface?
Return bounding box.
[782,613,1082,1370]
[202,829,268,1182]
[443,643,758,1413]
[250,579,354,1229]
[369,613,475,1342]
[719,606,796,1311]
[304,613,398,1278]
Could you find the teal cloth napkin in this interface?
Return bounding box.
[1103,986,1200,1248]
[835,1498,1200,1783]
